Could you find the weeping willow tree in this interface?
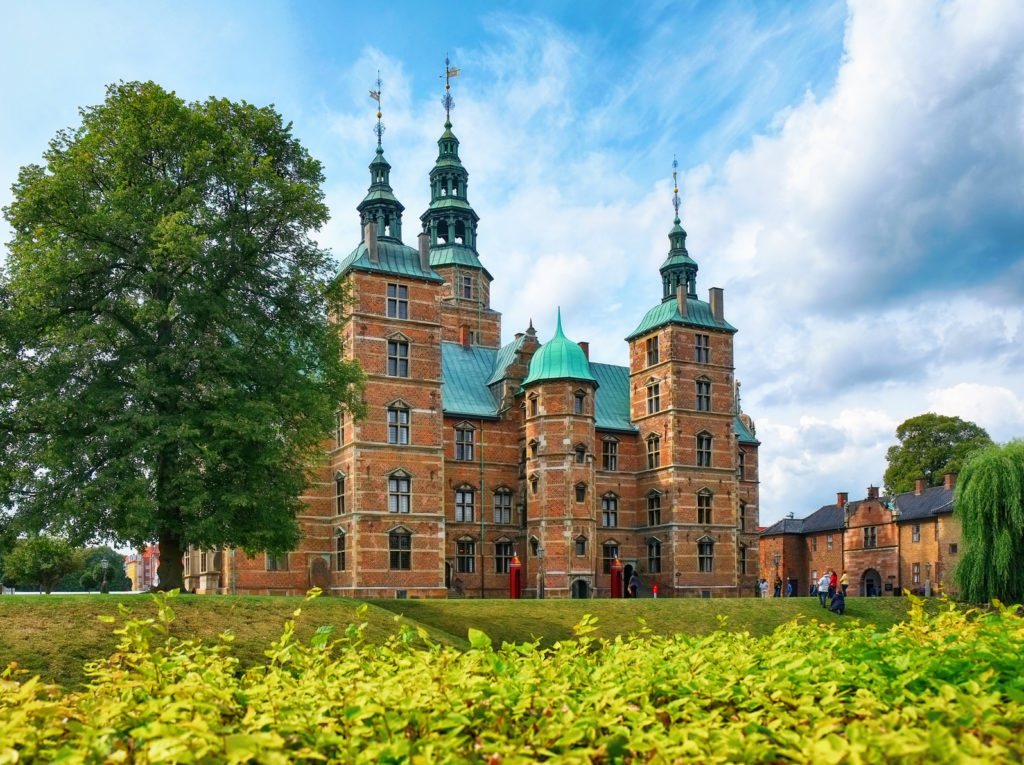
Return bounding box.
[953,440,1024,604]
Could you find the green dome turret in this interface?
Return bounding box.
[357,145,405,243]
[660,215,698,301]
[522,309,598,388]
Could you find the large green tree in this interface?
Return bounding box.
[953,440,1024,604]
[0,81,364,591]
[53,546,131,592]
[2,535,80,594]
[882,413,993,495]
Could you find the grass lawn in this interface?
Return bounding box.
[1,592,941,690]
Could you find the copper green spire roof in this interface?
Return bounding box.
[522,309,598,388]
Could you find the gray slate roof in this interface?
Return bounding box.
[893,484,955,521]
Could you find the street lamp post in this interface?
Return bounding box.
[536,546,545,600]
[925,562,932,597]
[100,558,109,594]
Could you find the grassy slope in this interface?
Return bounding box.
[1,594,933,690]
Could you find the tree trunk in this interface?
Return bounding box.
[156,531,185,592]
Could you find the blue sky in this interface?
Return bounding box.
[2,0,1022,525]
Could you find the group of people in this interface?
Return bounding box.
[757,570,849,614]
[816,570,849,614]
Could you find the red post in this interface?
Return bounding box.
[652,584,658,598]
[610,557,623,598]
[509,554,522,599]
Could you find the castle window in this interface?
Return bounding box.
[386,283,408,319]
[737,450,745,480]
[698,537,714,573]
[949,543,958,554]
[912,562,921,584]
[739,500,746,531]
[647,539,662,574]
[494,489,513,524]
[455,426,474,461]
[266,553,288,572]
[529,439,539,458]
[647,491,662,526]
[863,526,877,548]
[696,380,711,411]
[647,382,661,414]
[602,542,619,574]
[335,412,344,447]
[601,494,618,527]
[530,537,539,556]
[574,444,586,464]
[529,395,538,417]
[646,336,659,366]
[495,541,513,573]
[335,472,346,514]
[388,473,411,513]
[387,340,409,377]
[335,530,346,571]
[575,536,587,556]
[455,487,475,523]
[574,391,585,415]
[389,530,411,570]
[739,544,747,575]
[827,534,833,550]
[602,439,618,471]
[695,334,709,363]
[387,405,410,445]
[456,540,476,574]
[698,491,712,525]
[462,275,473,299]
[646,435,661,470]
[696,432,712,467]
[575,482,587,502]
[811,536,817,552]
[912,524,920,543]
[530,475,538,495]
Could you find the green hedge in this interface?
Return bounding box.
[2,593,1023,763]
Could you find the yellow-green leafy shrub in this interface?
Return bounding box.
[2,593,1023,763]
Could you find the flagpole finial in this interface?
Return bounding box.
[370,71,384,147]
[671,155,681,223]
[440,52,460,126]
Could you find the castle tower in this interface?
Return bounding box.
[420,58,501,348]
[623,161,757,596]
[521,310,600,598]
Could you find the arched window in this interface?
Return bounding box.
[574,444,587,464]
[575,535,587,556]
[335,528,346,571]
[335,471,346,515]
[647,538,662,573]
[388,471,411,514]
[389,528,411,570]
[575,482,587,503]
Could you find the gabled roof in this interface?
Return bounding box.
[590,363,636,433]
[339,240,444,283]
[801,504,846,533]
[893,484,955,521]
[441,343,501,418]
[485,335,526,386]
[625,297,737,340]
[761,518,805,535]
[429,244,492,280]
[734,415,759,445]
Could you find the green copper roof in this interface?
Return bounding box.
[426,197,475,212]
[734,414,760,445]
[338,239,444,283]
[522,309,598,388]
[485,335,527,386]
[590,363,636,432]
[441,343,501,418]
[429,244,492,279]
[625,297,736,340]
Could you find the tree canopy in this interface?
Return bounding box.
[882,413,993,495]
[953,440,1024,604]
[1,535,80,594]
[0,81,364,591]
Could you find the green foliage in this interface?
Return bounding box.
[54,547,131,592]
[883,413,993,494]
[3,593,1024,762]
[954,440,1024,604]
[1,535,79,594]
[0,81,365,591]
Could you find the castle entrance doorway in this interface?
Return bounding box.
[861,568,881,597]
[571,579,589,599]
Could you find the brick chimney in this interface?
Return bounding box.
[364,221,378,264]
[577,341,589,360]
[417,231,430,272]
[944,473,957,490]
[459,325,471,347]
[837,492,848,507]
[709,287,724,322]
[867,485,879,500]
[915,478,926,496]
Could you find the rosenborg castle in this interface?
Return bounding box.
[182,106,761,599]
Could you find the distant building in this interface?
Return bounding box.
[185,98,761,598]
[760,475,960,597]
[125,545,159,591]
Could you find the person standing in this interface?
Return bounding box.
[828,570,838,599]
[628,572,640,598]
[840,570,849,596]
[785,578,793,597]
[773,576,782,598]
[817,572,830,608]
[759,578,769,599]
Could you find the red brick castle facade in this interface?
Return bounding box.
[185,109,761,598]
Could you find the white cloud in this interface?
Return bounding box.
[927,383,1024,443]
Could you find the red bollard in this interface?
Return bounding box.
[509,555,522,599]
[610,557,623,598]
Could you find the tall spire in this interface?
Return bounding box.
[358,72,405,242]
[659,156,698,301]
[441,53,459,127]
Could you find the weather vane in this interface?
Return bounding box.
[672,155,681,221]
[441,53,460,123]
[369,71,384,145]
